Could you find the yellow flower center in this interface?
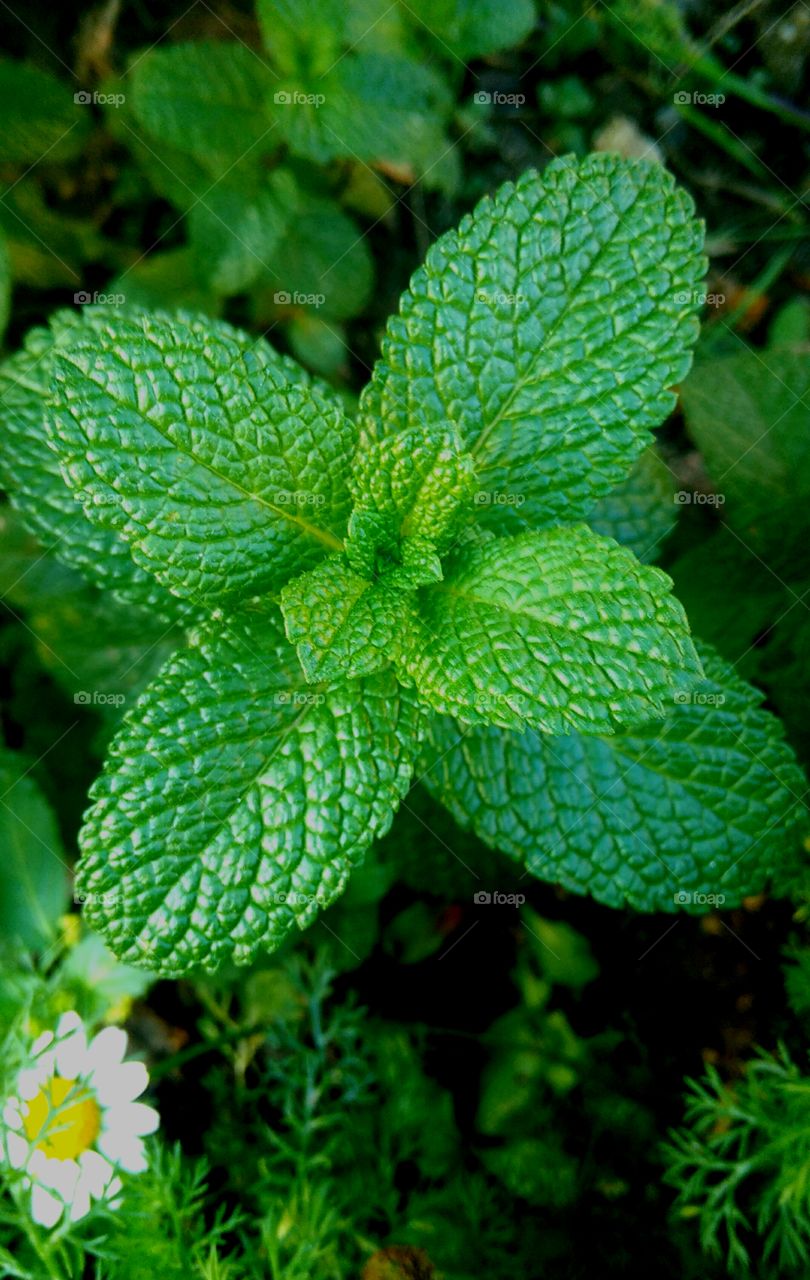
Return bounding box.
[23,1076,101,1160]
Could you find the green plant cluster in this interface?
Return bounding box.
[0,0,809,1276]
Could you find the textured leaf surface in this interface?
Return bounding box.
[281,556,407,682]
[49,310,355,606]
[77,613,422,974]
[0,317,190,620]
[587,446,677,562]
[420,645,808,912]
[351,426,476,552]
[281,537,441,682]
[398,526,701,734]
[359,154,705,531]
[130,41,276,175]
[0,749,69,949]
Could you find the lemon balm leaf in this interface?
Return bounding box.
[419,644,808,912]
[129,41,276,176]
[359,154,705,532]
[49,309,355,608]
[350,425,477,552]
[396,526,701,734]
[76,612,423,975]
[0,316,193,621]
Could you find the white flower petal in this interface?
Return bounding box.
[31,1030,54,1056]
[87,1026,128,1073]
[104,1101,159,1138]
[39,1157,80,1199]
[3,1098,23,1129]
[5,1131,28,1169]
[97,1130,147,1173]
[31,1184,63,1228]
[108,1176,123,1199]
[78,1150,114,1198]
[55,1012,82,1038]
[17,1063,49,1100]
[55,1027,89,1080]
[93,1061,148,1107]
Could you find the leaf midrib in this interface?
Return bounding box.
[57,351,345,554]
[469,175,651,462]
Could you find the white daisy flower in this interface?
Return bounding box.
[0,1011,159,1228]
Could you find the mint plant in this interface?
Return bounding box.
[3,153,805,975]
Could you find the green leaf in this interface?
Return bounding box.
[107,249,222,316]
[0,507,183,715]
[287,313,348,377]
[359,154,705,531]
[408,0,537,59]
[351,425,477,552]
[76,613,422,974]
[0,57,89,164]
[397,525,701,734]
[667,527,787,680]
[187,171,295,295]
[257,0,345,78]
[768,298,810,350]
[269,50,452,178]
[280,538,441,682]
[49,309,355,607]
[587,446,677,562]
[0,749,70,950]
[129,41,276,176]
[0,316,191,620]
[59,932,155,1022]
[681,348,810,557]
[420,644,808,912]
[257,193,373,322]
